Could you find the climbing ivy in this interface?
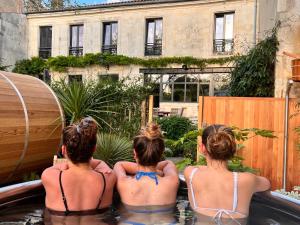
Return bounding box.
[229,24,280,97]
[13,53,237,74]
[13,57,46,76]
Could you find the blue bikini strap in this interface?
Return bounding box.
[135,171,158,185]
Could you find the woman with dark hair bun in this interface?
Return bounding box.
[114,123,179,207]
[42,117,116,216]
[184,124,270,225]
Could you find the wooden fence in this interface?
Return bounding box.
[198,96,300,190]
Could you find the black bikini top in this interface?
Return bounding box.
[47,170,107,216]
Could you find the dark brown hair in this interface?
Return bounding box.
[202,124,236,161]
[133,123,164,167]
[62,117,98,164]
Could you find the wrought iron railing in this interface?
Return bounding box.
[39,47,51,59]
[69,47,83,57]
[145,43,162,56]
[102,45,117,54]
[213,39,234,54]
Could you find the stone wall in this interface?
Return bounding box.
[0,13,27,70]
[275,0,300,97]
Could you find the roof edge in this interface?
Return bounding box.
[26,0,203,15]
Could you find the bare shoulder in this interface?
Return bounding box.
[116,173,134,184]
[41,167,60,186]
[161,172,179,187]
[183,166,194,177]
[238,172,270,192]
[237,172,256,184]
[183,165,206,179]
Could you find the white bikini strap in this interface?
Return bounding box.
[213,209,242,225]
[189,168,199,209]
[232,172,238,212]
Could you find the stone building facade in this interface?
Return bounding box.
[0,0,27,69]
[25,0,277,118]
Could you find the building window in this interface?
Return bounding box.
[68,75,82,84]
[39,26,52,59]
[145,74,210,103]
[99,74,119,82]
[145,18,162,56]
[213,12,234,54]
[102,22,118,54]
[69,25,83,56]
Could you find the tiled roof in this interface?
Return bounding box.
[27,0,199,14]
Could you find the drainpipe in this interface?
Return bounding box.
[253,0,258,45]
[283,79,293,190]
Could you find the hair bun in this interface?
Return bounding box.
[142,123,163,140]
[78,117,98,138]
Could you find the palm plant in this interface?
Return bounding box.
[52,80,116,127]
[94,133,134,168]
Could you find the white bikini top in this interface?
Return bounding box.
[189,168,247,225]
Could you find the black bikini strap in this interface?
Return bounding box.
[59,171,69,215]
[96,171,106,209]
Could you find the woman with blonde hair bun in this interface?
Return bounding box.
[184,124,270,225]
[114,123,179,206]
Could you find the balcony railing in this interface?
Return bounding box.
[39,47,51,59]
[145,42,162,56]
[69,47,83,57]
[213,39,234,54]
[102,45,117,54]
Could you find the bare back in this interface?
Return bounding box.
[117,174,178,206]
[42,168,115,211]
[184,166,269,218]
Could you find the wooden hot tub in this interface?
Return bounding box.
[0,71,64,185]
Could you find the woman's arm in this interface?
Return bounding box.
[90,159,112,174]
[254,175,271,192]
[156,160,178,177]
[113,161,138,178]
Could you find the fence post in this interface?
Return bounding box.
[141,100,146,126]
[148,95,154,123]
[197,96,204,162]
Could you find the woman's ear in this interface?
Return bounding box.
[62,145,67,158]
[200,143,208,155]
[133,149,138,162]
[93,145,97,152]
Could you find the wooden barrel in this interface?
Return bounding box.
[292,59,300,81]
[0,71,64,185]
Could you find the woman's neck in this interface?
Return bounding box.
[206,157,228,171]
[67,160,92,171]
[137,164,157,172]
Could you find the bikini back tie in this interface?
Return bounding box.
[135,171,158,185]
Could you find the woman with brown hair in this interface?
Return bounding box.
[113,123,179,207]
[42,117,116,216]
[184,124,270,225]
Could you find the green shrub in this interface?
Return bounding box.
[51,79,116,126]
[94,133,134,168]
[23,172,40,182]
[13,57,47,76]
[229,24,279,97]
[158,116,193,140]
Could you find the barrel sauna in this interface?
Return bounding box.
[0,71,64,185]
[292,59,300,81]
